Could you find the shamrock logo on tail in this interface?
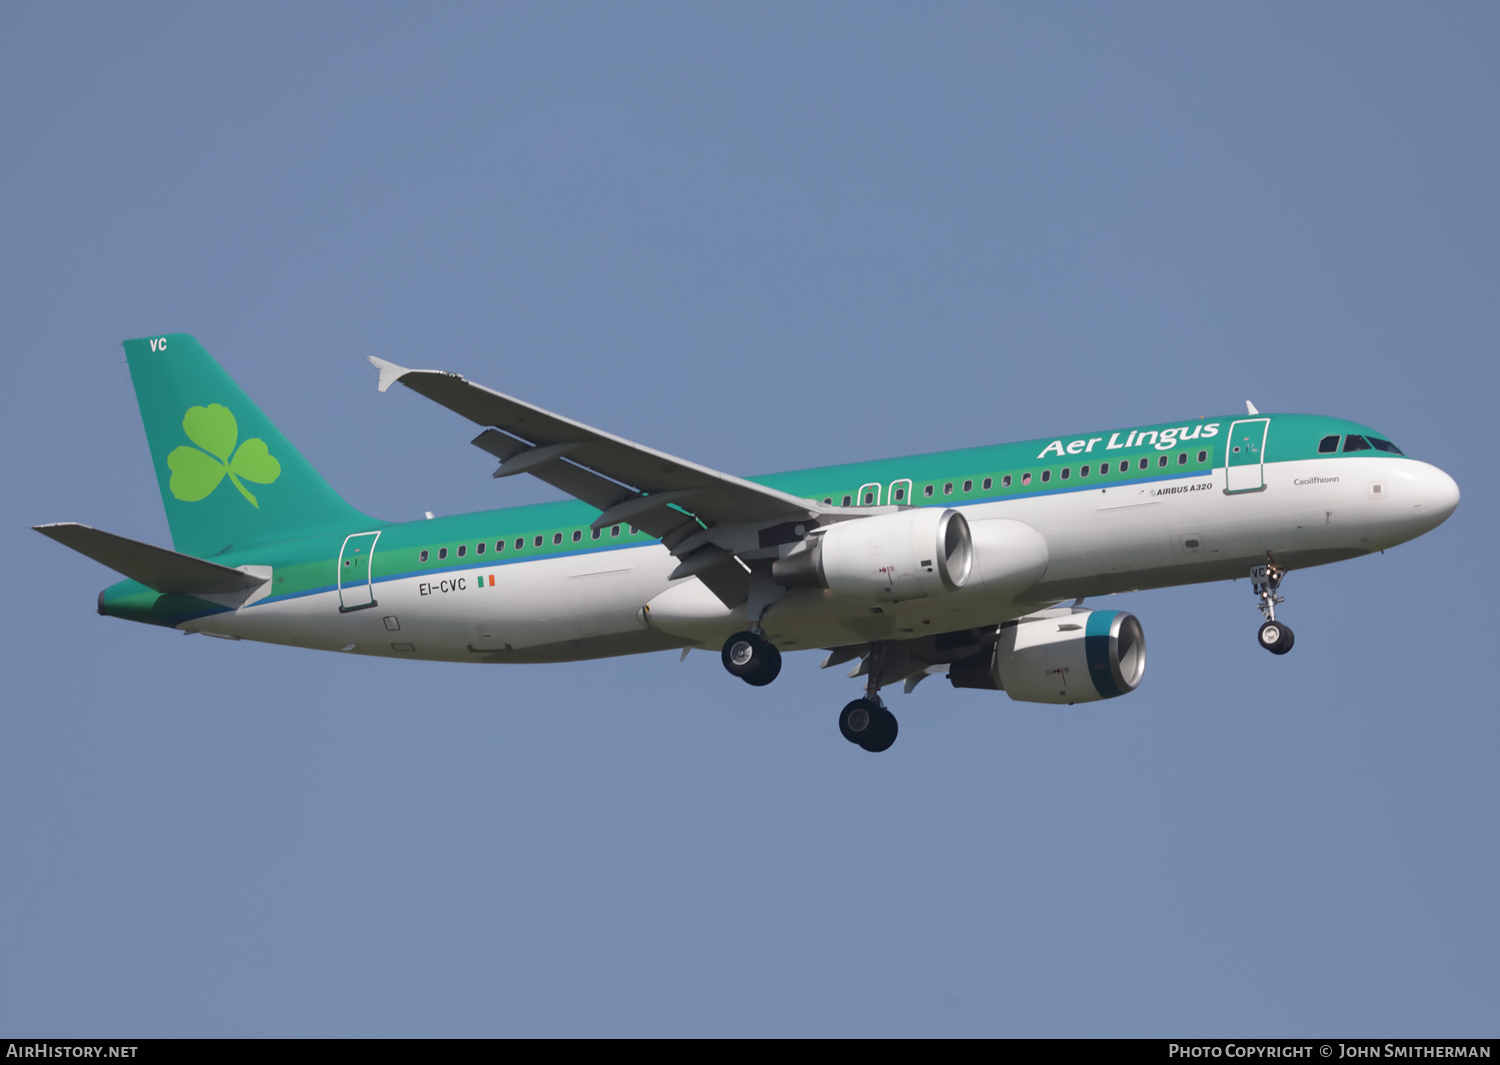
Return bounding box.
[167,404,281,508]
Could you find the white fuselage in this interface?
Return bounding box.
[183,455,1459,663]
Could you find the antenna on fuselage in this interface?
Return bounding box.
[1245,400,1260,415]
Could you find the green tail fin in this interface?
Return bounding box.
[124,333,376,558]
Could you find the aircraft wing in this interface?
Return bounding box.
[369,358,864,605]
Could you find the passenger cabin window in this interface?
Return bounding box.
[533,535,543,547]
[611,525,620,537]
[591,529,600,540]
[1001,475,1012,487]
[1318,435,1340,454]
[1158,456,1168,468]
[419,550,429,562]
[1021,473,1031,485]
[841,495,852,507]
[495,540,504,552]
[1343,435,1373,452]
[1197,450,1207,463]
[514,538,524,550]
[1139,458,1149,470]
[982,477,992,490]
[962,479,972,492]
[572,530,582,542]
[1177,453,1187,465]
[476,542,485,554]
[893,486,905,502]
[1370,438,1404,455]
[553,533,563,545]
[1100,463,1109,475]
[1060,468,1070,480]
[457,544,466,557]
[943,482,953,495]
[924,485,934,498]
[438,548,447,560]
[1040,470,1051,483]
[1080,465,1089,477]
[862,491,875,504]
[823,497,832,505]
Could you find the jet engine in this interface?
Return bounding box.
[772,508,972,601]
[948,608,1146,704]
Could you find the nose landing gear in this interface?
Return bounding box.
[1250,555,1295,654]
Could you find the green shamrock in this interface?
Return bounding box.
[167,404,281,508]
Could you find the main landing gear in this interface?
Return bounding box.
[721,630,782,687]
[1250,555,1295,655]
[839,641,899,753]
[718,630,900,753]
[839,697,898,753]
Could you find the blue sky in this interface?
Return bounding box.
[3,3,1496,1036]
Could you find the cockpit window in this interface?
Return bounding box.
[1369,437,1404,455]
[1318,435,1340,454]
[1342,435,1372,453]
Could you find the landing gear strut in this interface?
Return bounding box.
[1250,554,1295,655]
[838,642,899,753]
[721,630,782,686]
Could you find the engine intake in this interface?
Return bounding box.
[772,508,972,601]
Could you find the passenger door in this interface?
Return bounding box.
[1225,419,1269,493]
[337,532,381,611]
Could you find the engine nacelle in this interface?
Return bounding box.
[772,508,972,601]
[967,518,1049,598]
[950,609,1146,704]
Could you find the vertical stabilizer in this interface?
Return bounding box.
[124,333,376,557]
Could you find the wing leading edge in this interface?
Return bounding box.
[368,358,876,606]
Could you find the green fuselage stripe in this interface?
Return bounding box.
[98,410,1408,626]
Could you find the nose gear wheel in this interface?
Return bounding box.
[1257,621,1294,654]
[1250,554,1295,654]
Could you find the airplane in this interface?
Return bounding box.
[35,334,1460,753]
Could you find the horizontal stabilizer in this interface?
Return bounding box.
[33,523,268,596]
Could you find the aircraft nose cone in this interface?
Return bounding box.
[1411,462,1460,528]
[1430,467,1460,521]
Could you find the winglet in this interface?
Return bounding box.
[368,356,412,394]
[1246,400,1260,415]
